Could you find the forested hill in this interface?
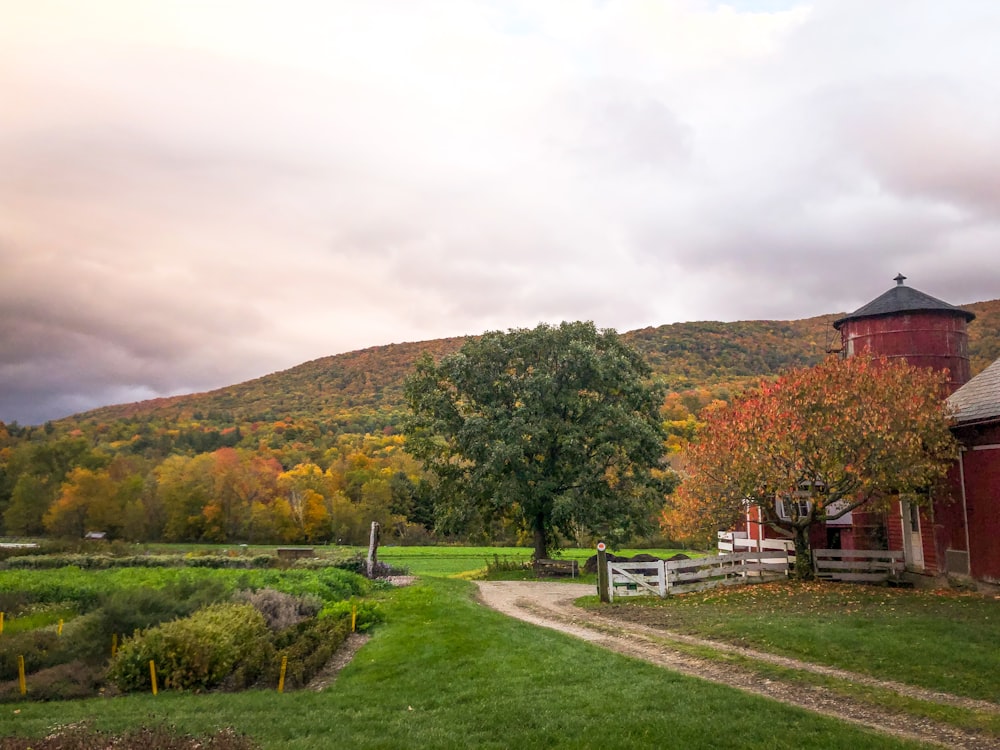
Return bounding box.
[57,298,1000,434]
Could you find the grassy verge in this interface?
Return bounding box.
[583,581,1000,702]
[0,578,927,749]
[578,616,1000,738]
[374,546,696,577]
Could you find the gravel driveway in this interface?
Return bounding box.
[475,581,999,750]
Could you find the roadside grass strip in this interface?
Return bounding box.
[584,581,1000,702]
[2,578,928,749]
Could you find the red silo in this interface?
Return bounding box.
[833,274,976,393]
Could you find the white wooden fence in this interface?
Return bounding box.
[607,550,790,600]
[812,548,905,583]
[606,542,908,598]
[717,531,796,560]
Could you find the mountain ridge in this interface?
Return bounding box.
[59,298,1000,431]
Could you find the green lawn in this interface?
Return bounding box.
[0,578,926,749]
[374,545,695,576]
[586,580,1000,702]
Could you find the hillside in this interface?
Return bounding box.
[2,298,997,545]
[63,298,1000,433]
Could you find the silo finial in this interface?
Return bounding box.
[894,273,907,286]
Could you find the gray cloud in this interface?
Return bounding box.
[2,0,999,425]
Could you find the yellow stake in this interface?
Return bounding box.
[17,655,26,695]
[149,660,158,696]
[58,619,63,636]
[278,655,288,693]
[111,633,118,657]
[351,605,357,633]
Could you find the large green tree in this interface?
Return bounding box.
[403,321,673,559]
[667,356,958,579]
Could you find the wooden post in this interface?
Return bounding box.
[366,521,381,578]
[17,655,26,695]
[278,655,288,693]
[597,543,610,603]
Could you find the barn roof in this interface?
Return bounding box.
[948,357,1000,425]
[833,274,976,330]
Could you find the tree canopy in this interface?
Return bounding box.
[664,355,958,578]
[402,321,673,559]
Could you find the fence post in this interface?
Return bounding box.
[278,655,288,693]
[596,543,610,603]
[657,560,667,597]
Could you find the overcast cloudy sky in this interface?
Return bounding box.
[2,1,1000,425]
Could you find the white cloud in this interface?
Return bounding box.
[1,0,999,424]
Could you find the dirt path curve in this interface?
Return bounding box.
[475,581,999,750]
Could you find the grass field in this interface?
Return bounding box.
[373,545,694,576]
[586,580,1000,702]
[0,578,926,750]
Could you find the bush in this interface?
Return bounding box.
[319,598,383,632]
[90,579,229,643]
[0,613,105,681]
[0,554,279,571]
[264,617,351,690]
[0,660,105,702]
[234,589,321,631]
[108,604,271,692]
[324,554,408,578]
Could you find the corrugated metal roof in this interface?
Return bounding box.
[948,357,1000,425]
[833,275,976,330]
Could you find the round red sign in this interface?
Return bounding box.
[597,542,606,552]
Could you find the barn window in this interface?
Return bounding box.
[775,497,811,521]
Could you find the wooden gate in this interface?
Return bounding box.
[607,551,790,600]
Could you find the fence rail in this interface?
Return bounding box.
[718,531,796,557]
[812,548,905,583]
[605,543,907,599]
[607,550,790,600]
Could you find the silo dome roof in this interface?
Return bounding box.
[833,274,976,330]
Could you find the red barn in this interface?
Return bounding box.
[727,275,1000,585]
[938,358,1000,583]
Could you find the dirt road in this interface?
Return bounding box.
[475,581,999,750]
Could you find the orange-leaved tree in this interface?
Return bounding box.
[665,355,957,579]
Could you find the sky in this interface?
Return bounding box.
[2,1,1000,426]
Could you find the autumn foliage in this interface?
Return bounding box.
[664,356,958,577]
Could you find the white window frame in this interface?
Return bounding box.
[775,496,811,522]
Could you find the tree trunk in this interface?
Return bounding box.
[532,514,548,561]
[792,524,813,580]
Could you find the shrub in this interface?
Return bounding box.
[319,598,383,632]
[0,613,105,681]
[234,589,321,631]
[0,554,279,571]
[88,580,228,645]
[108,604,271,692]
[263,617,351,690]
[324,554,408,578]
[0,660,105,702]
